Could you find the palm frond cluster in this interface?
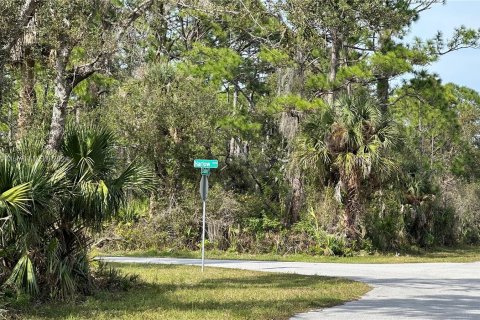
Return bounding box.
[296,95,399,239]
[0,124,154,299]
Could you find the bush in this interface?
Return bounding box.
[92,262,139,292]
[364,190,406,251]
[445,181,480,244]
[0,124,153,300]
[100,185,245,252]
[432,206,457,246]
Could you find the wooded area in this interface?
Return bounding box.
[2,0,480,302]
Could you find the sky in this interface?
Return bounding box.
[406,0,480,91]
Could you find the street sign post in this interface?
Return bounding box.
[194,159,218,272]
[194,159,218,169]
[200,175,208,201]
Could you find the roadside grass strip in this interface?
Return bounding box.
[18,263,369,320]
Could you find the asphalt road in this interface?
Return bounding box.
[98,256,480,320]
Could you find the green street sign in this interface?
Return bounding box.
[194,159,218,169]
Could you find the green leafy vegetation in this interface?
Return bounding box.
[0,124,153,300]
[102,246,480,264]
[2,0,480,313]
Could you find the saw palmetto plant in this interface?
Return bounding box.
[0,124,154,299]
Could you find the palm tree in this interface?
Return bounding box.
[295,94,398,239]
[1,146,68,296]
[1,124,154,298]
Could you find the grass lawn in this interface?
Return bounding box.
[99,245,480,264]
[17,263,369,320]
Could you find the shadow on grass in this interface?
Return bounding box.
[199,273,351,289]
[20,269,355,320]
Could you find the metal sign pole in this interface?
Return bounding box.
[201,199,206,272]
[194,159,216,273]
[199,173,209,272]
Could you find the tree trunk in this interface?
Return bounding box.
[8,103,13,150]
[75,105,81,124]
[17,48,36,140]
[343,182,360,240]
[46,45,71,150]
[277,63,306,226]
[233,86,238,109]
[327,30,341,105]
[279,109,304,226]
[156,1,167,58]
[286,168,303,226]
[377,77,389,114]
[0,59,6,133]
[148,192,158,217]
[377,32,391,114]
[3,0,41,55]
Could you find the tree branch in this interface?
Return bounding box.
[68,56,106,89]
[4,0,43,53]
[67,0,155,89]
[116,0,155,41]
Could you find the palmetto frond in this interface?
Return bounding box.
[295,93,399,238]
[62,124,116,182]
[0,183,31,213]
[2,124,154,298]
[112,161,156,195]
[297,94,398,178]
[61,124,154,230]
[0,156,33,237]
[0,182,31,237]
[5,254,38,295]
[0,156,16,190]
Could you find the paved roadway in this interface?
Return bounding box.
[98,256,480,320]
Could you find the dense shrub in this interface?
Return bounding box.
[0,125,153,300]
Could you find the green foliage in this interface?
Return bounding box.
[3,0,480,292]
[295,94,399,239]
[5,255,38,296]
[1,124,153,300]
[218,114,262,139]
[269,95,326,113]
[92,262,138,292]
[370,50,412,75]
[102,62,228,193]
[72,74,118,106]
[183,44,243,84]
[364,190,407,251]
[258,47,292,67]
